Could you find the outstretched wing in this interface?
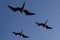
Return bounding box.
[12,32,18,35]
[22,34,29,38]
[35,22,44,26]
[46,25,53,29]
[35,22,40,26]
[23,9,35,15]
[8,5,20,12]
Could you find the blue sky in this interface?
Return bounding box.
[0,0,60,40]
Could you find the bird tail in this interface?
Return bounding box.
[44,20,48,25]
[21,30,23,34]
[21,1,25,10]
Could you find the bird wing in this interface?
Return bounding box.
[45,25,53,29]
[23,9,35,15]
[22,34,29,38]
[35,22,43,26]
[8,5,20,12]
[13,32,18,35]
[35,22,40,26]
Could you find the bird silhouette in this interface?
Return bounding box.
[35,20,53,29]
[12,30,29,38]
[8,1,35,15]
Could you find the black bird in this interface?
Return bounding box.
[8,2,35,15]
[35,20,53,29]
[13,30,29,38]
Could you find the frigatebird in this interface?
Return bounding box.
[35,20,53,29]
[8,1,35,15]
[13,30,29,38]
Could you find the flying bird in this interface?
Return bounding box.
[35,20,53,29]
[8,1,35,15]
[12,30,29,38]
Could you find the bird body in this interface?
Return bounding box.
[12,31,29,38]
[35,20,53,29]
[8,1,35,15]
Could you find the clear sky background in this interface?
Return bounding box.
[0,0,60,40]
